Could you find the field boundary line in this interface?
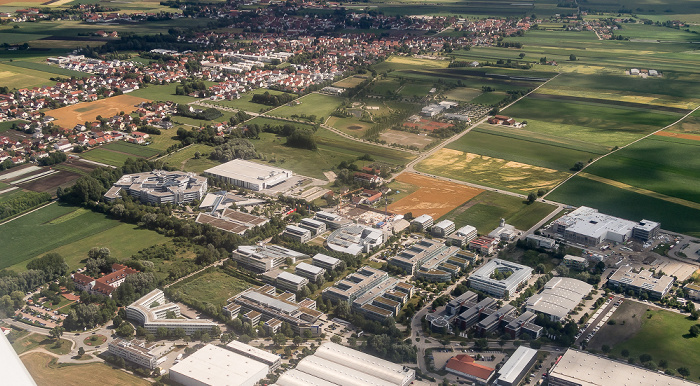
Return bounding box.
[0,200,56,227]
[544,103,700,198]
[154,144,193,161]
[578,172,700,211]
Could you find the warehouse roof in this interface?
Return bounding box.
[526,277,592,320]
[169,344,268,386]
[496,346,538,384]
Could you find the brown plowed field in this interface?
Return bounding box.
[387,172,483,219]
[48,94,150,128]
[654,131,700,141]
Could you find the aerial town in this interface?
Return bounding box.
[1,0,700,386]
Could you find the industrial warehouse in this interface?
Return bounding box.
[204,159,293,191]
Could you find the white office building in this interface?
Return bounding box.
[468,259,533,298]
[169,344,268,386]
[432,220,456,237]
[125,289,217,335]
[204,159,292,191]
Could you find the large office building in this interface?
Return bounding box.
[126,289,217,335]
[493,346,538,386]
[551,206,660,246]
[273,342,415,386]
[322,265,413,320]
[387,239,468,281]
[312,253,341,270]
[274,271,309,292]
[314,211,352,230]
[468,259,533,298]
[204,159,292,191]
[169,344,269,386]
[282,224,312,243]
[447,225,478,247]
[223,285,321,334]
[231,244,308,273]
[298,218,326,235]
[225,340,281,372]
[432,219,456,237]
[526,277,592,321]
[107,338,168,369]
[547,349,692,386]
[607,266,674,298]
[295,262,325,283]
[104,170,207,204]
[326,224,384,256]
[411,214,434,231]
[525,234,557,249]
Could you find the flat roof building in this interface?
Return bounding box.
[551,206,660,246]
[526,277,592,321]
[275,271,309,292]
[411,214,433,231]
[547,349,693,386]
[204,159,292,191]
[432,219,456,237]
[274,342,415,386]
[225,340,281,372]
[298,218,326,235]
[282,224,312,243]
[314,211,352,230]
[563,255,589,270]
[387,238,467,282]
[169,344,268,386]
[295,262,325,283]
[231,244,308,273]
[326,224,384,256]
[108,338,168,369]
[125,289,217,335]
[608,266,674,298]
[104,170,207,204]
[312,253,341,270]
[196,208,268,235]
[494,346,538,386]
[525,234,556,249]
[468,259,532,298]
[448,225,478,246]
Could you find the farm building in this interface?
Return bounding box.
[204,159,292,191]
[72,263,139,297]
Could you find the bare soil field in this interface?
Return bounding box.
[379,129,434,149]
[387,172,483,219]
[587,300,649,351]
[654,131,700,141]
[18,170,80,194]
[47,94,150,128]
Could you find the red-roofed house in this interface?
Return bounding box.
[445,354,495,384]
[71,263,139,297]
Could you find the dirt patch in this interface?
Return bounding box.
[588,300,651,350]
[655,131,700,141]
[348,125,363,130]
[387,172,483,219]
[47,94,150,128]
[18,170,80,194]
[380,129,434,149]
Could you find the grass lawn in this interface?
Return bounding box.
[102,141,161,158]
[170,270,250,308]
[80,148,138,167]
[448,127,601,171]
[2,61,90,78]
[385,179,421,203]
[9,222,171,272]
[398,82,433,98]
[612,308,700,380]
[160,144,218,173]
[22,352,150,386]
[547,175,700,236]
[441,191,557,234]
[327,116,372,138]
[129,83,202,104]
[210,89,296,113]
[371,78,402,95]
[268,93,344,121]
[83,335,107,346]
[147,133,181,152]
[1,203,118,271]
[12,334,72,356]
[442,87,482,102]
[0,62,56,90]
[470,91,508,106]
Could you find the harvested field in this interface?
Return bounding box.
[417,148,569,193]
[333,76,368,88]
[22,352,150,386]
[387,172,482,219]
[48,94,150,128]
[654,131,700,141]
[17,170,80,194]
[379,129,434,149]
[403,118,453,132]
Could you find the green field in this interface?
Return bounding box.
[158,144,218,173]
[102,141,161,158]
[210,89,296,113]
[3,61,90,78]
[580,135,700,204]
[80,148,138,167]
[398,82,433,98]
[268,93,344,121]
[448,127,601,171]
[147,134,181,152]
[22,352,150,386]
[612,308,700,380]
[129,83,202,104]
[169,270,251,308]
[371,78,402,95]
[470,91,509,106]
[8,222,171,273]
[441,191,557,234]
[0,204,123,270]
[0,62,57,89]
[442,87,482,102]
[13,334,72,356]
[547,175,700,236]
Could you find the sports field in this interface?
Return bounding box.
[48,94,149,128]
[0,203,166,271]
[387,172,483,219]
[22,352,150,386]
[416,148,569,193]
[440,191,557,234]
[169,270,250,308]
